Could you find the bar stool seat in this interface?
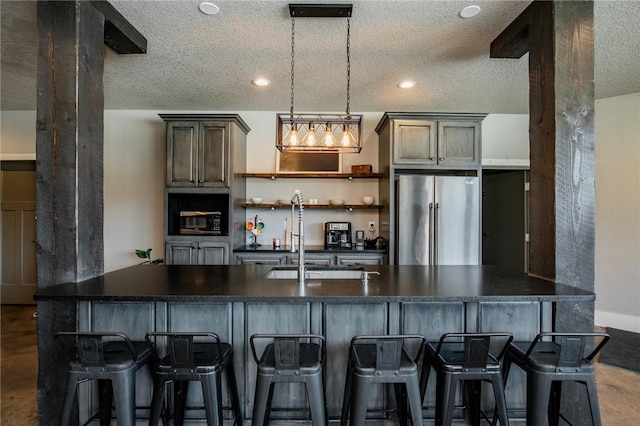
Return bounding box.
[340,334,426,426]
[501,332,609,426]
[250,334,326,426]
[420,332,513,426]
[55,332,152,426]
[145,332,242,426]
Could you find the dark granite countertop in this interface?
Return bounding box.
[34,264,594,303]
[233,245,386,253]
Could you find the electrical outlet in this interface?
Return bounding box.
[368,222,376,233]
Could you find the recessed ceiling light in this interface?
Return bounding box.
[460,5,481,18]
[198,2,219,15]
[398,81,416,89]
[252,78,271,87]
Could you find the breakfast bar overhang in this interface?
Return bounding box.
[35,264,595,424]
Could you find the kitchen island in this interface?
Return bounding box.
[35,264,594,425]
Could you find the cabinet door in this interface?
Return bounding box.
[437,121,480,166]
[166,121,198,187]
[165,241,197,265]
[197,241,229,265]
[336,255,385,265]
[392,120,436,165]
[286,254,334,266]
[235,254,284,265]
[199,123,228,187]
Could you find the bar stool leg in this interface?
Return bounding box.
[98,379,113,425]
[340,367,353,426]
[419,360,433,401]
[436,372,457,426]
[111,374,136,426]
[548,381,562,426]
[585,375,603,426]
[174,380,189,426]
[527,372,553,426]
[491,375,509,426]
[405,376,424,426]
[465,380,481,426]
[149,376,166,426]
[225,360,243,425]
[201,373,223,426]
[394,383,408,426]
[60,374,79,426]
[251,374,272,426]
[305,373,327,426]
[349,376,371,426]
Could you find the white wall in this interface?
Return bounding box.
[594,93,640,332]
[481,114,530,168]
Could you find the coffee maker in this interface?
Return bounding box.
[324,222,352,248]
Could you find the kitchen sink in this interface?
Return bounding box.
[265,266,365,280]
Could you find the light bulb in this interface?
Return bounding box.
[303,124,317,146]
[281,122,299,147]
[341,125,356,147]
[322,124,336,146]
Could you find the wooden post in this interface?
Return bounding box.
[491,1,595,423]
[36,1,145,423]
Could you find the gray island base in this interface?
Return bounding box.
[35,265,594,425]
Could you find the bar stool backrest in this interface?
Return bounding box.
[250,334,325,374]
[54,332,138,367]
[524,332,610,370]
[464,335,491,369]
[376,338,403,370]
[433,332,513,369]
[274,336,308,371]
[145,332,224,368]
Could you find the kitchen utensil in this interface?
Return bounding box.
[329,199,345,205]
[251,197,263,204]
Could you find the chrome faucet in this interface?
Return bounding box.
[291,190,305,284]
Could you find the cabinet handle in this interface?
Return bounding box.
[439,157,444,161]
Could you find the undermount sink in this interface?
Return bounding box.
[265,266,365,280]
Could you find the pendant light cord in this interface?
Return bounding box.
[290,16,296,117]
[346,16,351,116]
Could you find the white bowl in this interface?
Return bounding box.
[251,197,263,204]
[329,199,345,206]
[362,196,375,205]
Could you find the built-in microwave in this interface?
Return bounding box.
[179,211,222,235]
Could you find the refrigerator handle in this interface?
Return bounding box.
[434,202,440,264]
[429,202,435,264]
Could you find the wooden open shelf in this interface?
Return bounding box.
[242,202,381,210]
[241,173,382,180]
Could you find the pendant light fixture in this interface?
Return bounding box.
[276,4,363,153]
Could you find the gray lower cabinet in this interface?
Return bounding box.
[165,240,229,265]
[286,253,334,266]
[336,254,385,265]
[234,253,286,265]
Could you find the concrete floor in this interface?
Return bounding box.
[2,305,639,425]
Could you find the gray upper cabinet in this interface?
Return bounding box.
[392,119,437,165]
[437,120,481,166]
[379,113,486,168]
[166,121,228,188]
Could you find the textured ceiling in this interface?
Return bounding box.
[1,0,639,114]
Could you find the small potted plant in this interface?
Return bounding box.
[134,248,163,264]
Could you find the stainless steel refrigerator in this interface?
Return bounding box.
[396,175,480,265]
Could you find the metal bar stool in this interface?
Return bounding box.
[250,334,326,426]
[420,332,513,426]
[340,334,426,426]
[500,332,609,426]
[55,332,152,426]
[145,332,242,426]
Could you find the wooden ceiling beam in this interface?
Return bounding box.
[91,0,147,54]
